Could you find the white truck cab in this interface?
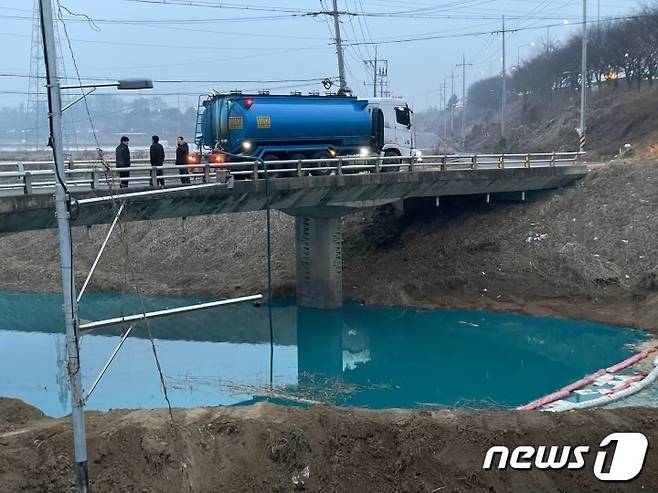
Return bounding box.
[365,98,414,158]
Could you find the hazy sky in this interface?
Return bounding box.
[0,0,647,112]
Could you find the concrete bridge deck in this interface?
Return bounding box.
[1,164,586,232]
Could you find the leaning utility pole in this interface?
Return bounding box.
[501,15,506,138]
[457,53,473,148]
[580,0,588,151]
[38,1,89,492]
[331,0,349,94]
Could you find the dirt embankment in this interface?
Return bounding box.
[457,84,658,159]
[0,398,656,493]
[0,160,656,332]
[344,159,658,332]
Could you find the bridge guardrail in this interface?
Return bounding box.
[0,152,584,196]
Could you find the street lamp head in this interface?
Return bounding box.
[117,79,154,90]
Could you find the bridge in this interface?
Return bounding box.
[0,152,587,309]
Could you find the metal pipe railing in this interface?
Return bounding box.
[0,151,586,196]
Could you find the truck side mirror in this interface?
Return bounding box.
[394,106,411,128]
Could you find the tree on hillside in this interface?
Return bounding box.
[467,77,500,110]
[486,5,658,101]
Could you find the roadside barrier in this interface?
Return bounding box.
[0,151,585,196]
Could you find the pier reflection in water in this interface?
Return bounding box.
[0,291,645,416]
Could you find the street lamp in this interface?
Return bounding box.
[517,42,535,67]
[62,78,154,91]
[61,79,154,112]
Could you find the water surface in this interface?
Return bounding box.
[0,291,645,416]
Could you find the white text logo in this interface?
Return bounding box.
[483,433,648,481]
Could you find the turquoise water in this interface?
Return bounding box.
[0,291,646,417]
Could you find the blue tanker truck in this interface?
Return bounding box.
[194,91,414,174]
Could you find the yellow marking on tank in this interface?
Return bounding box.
[229,116,244,130]
[257,116,272,129]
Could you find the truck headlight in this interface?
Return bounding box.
[243,141,252,150]
[359,147,370,156]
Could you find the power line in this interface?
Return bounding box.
[114,0,603,21]
[0,73,336,84]
[0,31,328,50]
[341,14,657,45]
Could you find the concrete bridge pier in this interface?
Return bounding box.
[295,215,343,309]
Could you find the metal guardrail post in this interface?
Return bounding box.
[375,155,381,173]
[23,171,33,195]
[92,170,99,190]
[498,154,505,169]
[408,157,414,172]
[524,153,530,168]
[297,159,303,177]
[337,157,343,175]
[550,152,556,167]
[441,154,447,171]
[252,161,260,181]
[471,155,477,170]
[203,163,210,183]
[150,166,158,187]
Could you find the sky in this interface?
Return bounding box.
[0,0,649,113]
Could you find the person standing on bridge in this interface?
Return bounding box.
[150,135,165,187]
[115,136,131,188]
[176,136,190,184]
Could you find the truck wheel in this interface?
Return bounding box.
[310,151,333,176]
[262,153,282,179]
[383,150,401,173]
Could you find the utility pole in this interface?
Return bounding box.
[501,15,506,138]
[440,80,448,139]
[371,46,378,97]
[365,46,388,98]
[457,53,473,148]
[450,70,456,134]
[38,1,89,492]
[331,0,349,94]
[580,0,587,151]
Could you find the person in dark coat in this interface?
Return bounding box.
[176,136,190,184]
[150,135,166,186]
[115,136,131,188]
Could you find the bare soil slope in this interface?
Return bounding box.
[343,159,658,332]
[1,398,657,493]
[464,85,658,158]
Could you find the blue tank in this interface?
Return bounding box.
[200,93,378,159]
